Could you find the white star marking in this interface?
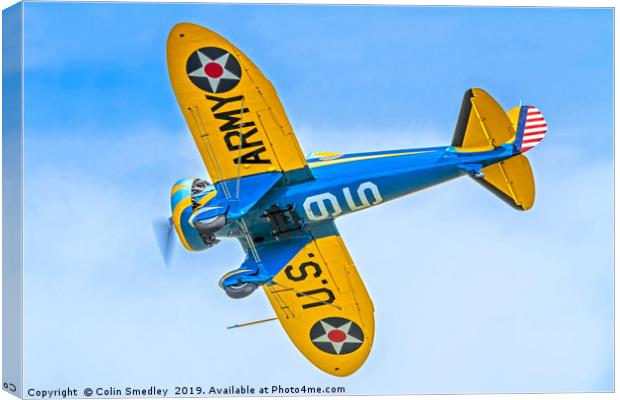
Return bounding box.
[188,50,240,92]
[312,320,363,354]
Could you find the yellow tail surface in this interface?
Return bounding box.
[451,88,516,151]
[478,155,535,211]
[452,88,537,211]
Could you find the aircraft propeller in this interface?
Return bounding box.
[152,217,176,266]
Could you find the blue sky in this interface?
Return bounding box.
[18,3,613,394]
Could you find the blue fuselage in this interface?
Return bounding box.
[222,144,516,242]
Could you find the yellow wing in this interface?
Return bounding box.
[263,234,375,377]
[166,23,312,185]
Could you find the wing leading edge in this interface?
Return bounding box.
[261,224,375,376]
[167,23,312,186]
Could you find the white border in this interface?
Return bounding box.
[0,1,615,400]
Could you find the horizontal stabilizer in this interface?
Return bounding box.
[452,88,516,150]
[475,154,535,211]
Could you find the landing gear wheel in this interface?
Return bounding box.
[224,282,257,299]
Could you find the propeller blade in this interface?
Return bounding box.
[152,217,175,266]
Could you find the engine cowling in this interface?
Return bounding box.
[170,178,227,251]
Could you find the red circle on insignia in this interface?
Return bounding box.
[327,329,347,343]
[204,62,224,78]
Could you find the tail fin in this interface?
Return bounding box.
[508,105,548,153]
[452,88,547,211]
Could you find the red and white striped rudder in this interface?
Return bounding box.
[516,106,548,152]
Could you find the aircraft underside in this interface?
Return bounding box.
[158,22,548,376]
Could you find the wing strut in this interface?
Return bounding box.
[236,218,261,263]
[229,99,264,263]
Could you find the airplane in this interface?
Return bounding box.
[158,22,548,377]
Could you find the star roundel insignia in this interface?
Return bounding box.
[309,317,364,355]
[186,47,242,93]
